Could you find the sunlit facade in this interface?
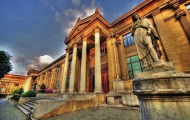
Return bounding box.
[0,74,27,98]
[24,0,190,102]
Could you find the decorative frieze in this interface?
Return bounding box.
[175,9,186,19]
[151,8,161,17]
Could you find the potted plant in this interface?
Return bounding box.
[40,84,46,93]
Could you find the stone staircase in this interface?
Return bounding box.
[16,93,105,119]
[17,100,35,116]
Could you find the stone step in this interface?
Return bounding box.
[17,105,30,115]
[27,101,35,105]
[30,101,36,103]
[24,103,35,109]
[21,104,34,112]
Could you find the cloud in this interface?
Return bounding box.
[27,55,55,71]
[63,7,104,34]
[39,55,54,64]
[72,0,81,6]
[53,0,104,35]
[12,57,25,63]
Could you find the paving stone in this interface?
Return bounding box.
[0,98,26,120]
[41,106,141,120]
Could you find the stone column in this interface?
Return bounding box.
[59,62,65,89]
[118,35,128,79]
[60,48,70,93]
[69,44,77,92]
[169,0,190,42]
[24,76,32,92]
[80,37,87,92]
[50,68,56,88]
[94,27,102,93]
[176,9,190,41]
[151,9,180,67]
[106,37,115,91]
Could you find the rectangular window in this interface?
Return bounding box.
[126,55,143,79]
[185,3,190,13]
[66,75,70,88]
[57,66,61,74]
[123,33,135,47]
[100,43,107,56]
[55,77,59,88]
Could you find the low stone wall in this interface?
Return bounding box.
[122,93,139,106]
[121,80,139,106]
[36,93,59,98]
[33,93,106,119]
[18,97,41,104]
[18,93,59,104]
[33,99,66,119]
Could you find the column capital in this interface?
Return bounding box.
[106,36,111,41]
[65,48,70,53]
[175,9,186,19]
[151,8,161,17]
[168,0,179,9]
[94,27,100,33]
[73,43,77,47]
[83,36,87,41]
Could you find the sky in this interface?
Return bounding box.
[0,0,143,76]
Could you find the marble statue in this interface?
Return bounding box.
[131,12,161,70]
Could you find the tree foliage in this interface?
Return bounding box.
[10,87,24,101]
[40,84,46,93]
[0,50,12,79]
[22,90,37,97]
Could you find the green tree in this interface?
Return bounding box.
[40,84,46,93]
[0,50,12,79]
[10,87,24,101]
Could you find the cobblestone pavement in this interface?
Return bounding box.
[41,106,142,120]
[0,98,26,120]
[0,98,142,120]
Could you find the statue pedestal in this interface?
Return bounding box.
[133,61,190,120]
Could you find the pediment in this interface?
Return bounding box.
[65,12,110,44]
[71,22,90,38]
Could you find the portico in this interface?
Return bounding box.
[61,24,110,93]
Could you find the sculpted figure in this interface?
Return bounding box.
[131,13,161,70]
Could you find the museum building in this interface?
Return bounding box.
[24,0,190,105]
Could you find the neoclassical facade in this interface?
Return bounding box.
[0,74,27,98]
[25,0,190,97]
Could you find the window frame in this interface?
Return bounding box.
[126,55,143,79]
[123,32,135,47]
[185,3,190,13]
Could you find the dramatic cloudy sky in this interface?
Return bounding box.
[0,0,143,75]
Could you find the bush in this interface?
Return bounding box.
[22,90,37,97]
[10,87,24,101]
[40,84,46,93]
[40,84,46,89]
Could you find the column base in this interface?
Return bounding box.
[94,90,103,93]
[79,90,86,93]
[60,91,66,93]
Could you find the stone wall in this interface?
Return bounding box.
[33,93,106,119]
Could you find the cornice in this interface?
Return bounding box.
[111,0,155,27]
[65,14,111,44]
[38,54,65,74]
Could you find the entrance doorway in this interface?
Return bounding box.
[89,64,109,93]
[102,72,109,93]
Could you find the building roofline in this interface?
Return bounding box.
[38,54,66,73]
[111,0,154,27]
